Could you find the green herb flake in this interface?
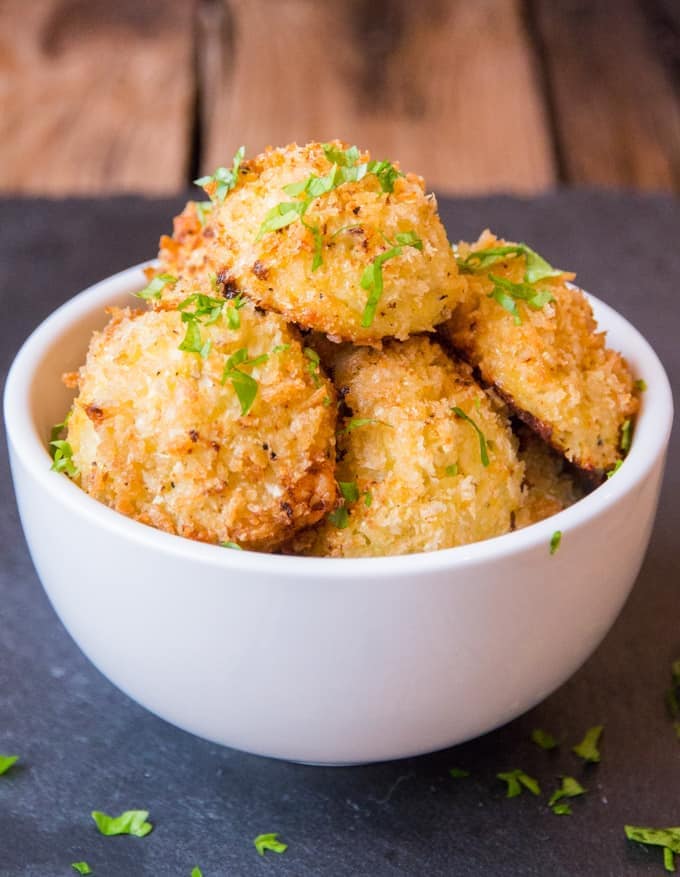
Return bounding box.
[50,411,71,443]
[220,541,242,551]
[0,755,19,775]
[445,463,459,477]
[341,417,385,434]
[487,273,555,324]
[497,769,541,798]
[449,768,470,779]
[531,728,558,750]
[272,343,291,354]
[304,347,322,387]
[620,419,633,453]
[191,869,203,877]
[363,490,373,507]
[134,273,177,301]
[221,349,269,415]
[71,864,93,875]
[625,825,680,872]
[360,232,423,327]
[328,507,350,529]
[550,530,562,555]
[452,407,490,467]
[548,776,586,813]
[607,459,624,479]
[91,810,153,838]
[50,440,78,477]
[338,481,360,504]
[254,833,288,857]
[194,146,245,202]
[634,379,647,392]
[456,243,563,283]
[194,201,213,227]
[572,725,603,763]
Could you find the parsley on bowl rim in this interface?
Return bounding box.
[3,259,672,764]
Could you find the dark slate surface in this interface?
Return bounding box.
[1,192,678,877]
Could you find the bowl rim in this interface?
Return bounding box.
[4,261,674,580]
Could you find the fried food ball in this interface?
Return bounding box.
[439,230,638,476]
[154,199,220,281]
[192,141,467,343]
[65,301,337,551]
[288,336,525,557]
[515,425,587,529]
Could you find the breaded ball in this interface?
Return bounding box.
[289,336,525,557]
[65,301,337,551]
[156,199,221,281]
[515,426,587,529]
[440,231,638,476]
[195,141,467,343]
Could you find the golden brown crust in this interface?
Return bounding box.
[65,303,337,551]
[439,231,638,475]
[288,335,525,557]
[186,141,468,343]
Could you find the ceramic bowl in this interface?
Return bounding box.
[4,264,673,764]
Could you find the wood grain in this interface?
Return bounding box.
[532,0,680,191]
[0,0,195,194]
[199,0,556,194]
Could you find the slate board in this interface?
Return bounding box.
[1,191,678,877]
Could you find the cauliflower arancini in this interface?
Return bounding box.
[289,336,525,557]
[440,231,638,476]
[64,302,336,551]
[191,141,467,343]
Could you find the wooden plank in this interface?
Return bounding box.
[0,0,195,195]
[199,0,556,195]
[531,0,680,191]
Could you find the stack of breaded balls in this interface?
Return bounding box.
[61,141,639,556]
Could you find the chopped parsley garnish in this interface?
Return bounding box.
[194,146,245,202]
[606,459,624,479]
[177,292,235,358]
[531,728,558,750]
[50,411,71,443]
[625,825,680,873]
[328,507,349,529]
[448,767,470,779]
[220,541,243,550]
[304,347,322,387]
[548,776,586,815]
[444,463,459,477]
[341,417,386,434]
[550,530,562,555]
[91,810,153,837]
[497,769,541,798]
[254,833,288,857]
[71,864,93,875]
[191,869,203,877]
[572,725,603,762]
[634,378,648,392]
[456,243,562,283]
[194,201,213,227]
[620,418,633,453]
[50,440,78,477]
[360,231,423,327]
[0,755,19,775]
[257,146,402,270]
[221,349,269,415]
[452,407,489,467]
[487,273,555,324]
[135,273,177,301]
[364,490,373,507]
[338,481,360,503]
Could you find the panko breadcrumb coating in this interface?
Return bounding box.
[189,141,467,343]
[289,336,525,557]
[156,199,220,281]
[440,231,638,476]
[515,426,587,529]
[65,302,336,551]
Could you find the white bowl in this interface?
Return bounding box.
[4,263,673,765]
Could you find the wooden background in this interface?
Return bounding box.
[1,0,679,196]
